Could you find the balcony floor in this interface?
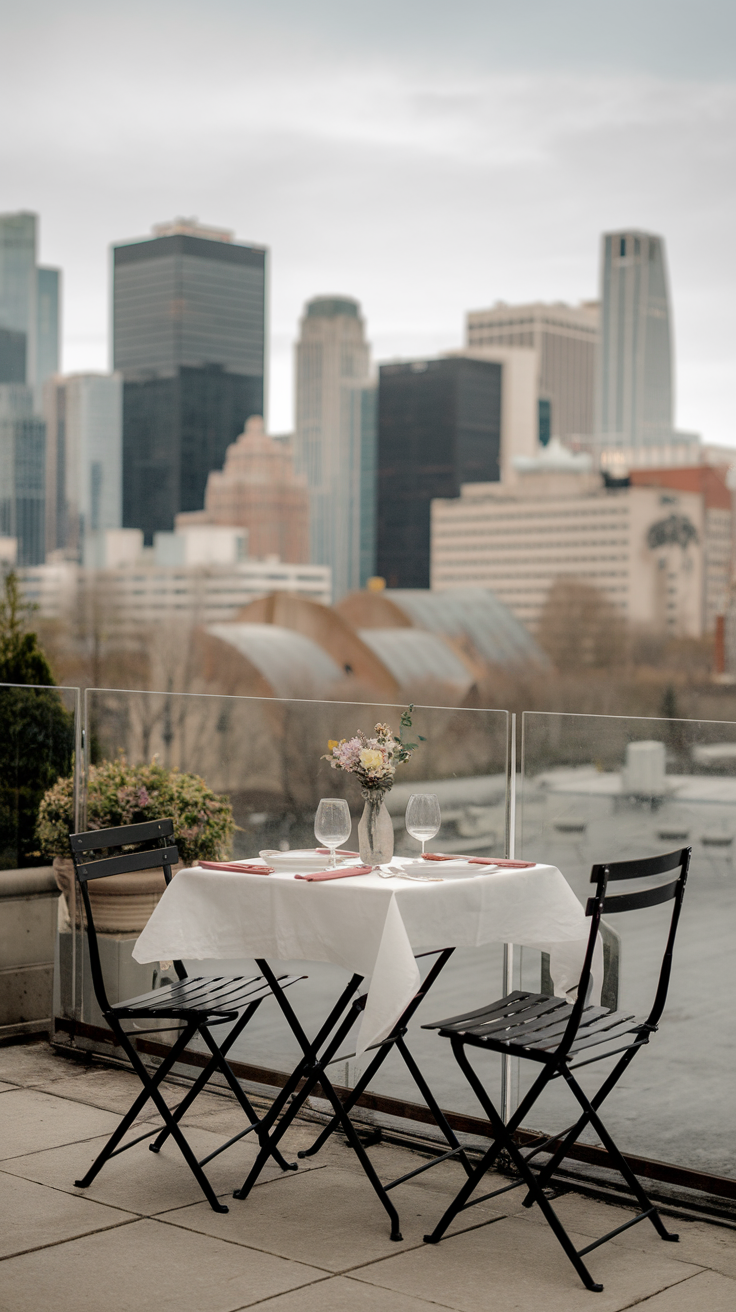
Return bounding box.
[1,1040,735,1311]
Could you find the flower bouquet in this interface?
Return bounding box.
[322,707,423,865]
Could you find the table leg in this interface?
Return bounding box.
[232,961,404,1240]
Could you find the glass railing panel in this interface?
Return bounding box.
[0,682,82,1030]
[518,710,736,1179]
[82,688,509,1124]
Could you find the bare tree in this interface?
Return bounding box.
[537,578,629,671]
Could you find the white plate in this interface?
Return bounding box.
[402,860,498,880]
[259,849,357,873]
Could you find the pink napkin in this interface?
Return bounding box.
[294,864,373,883]
[316,847,361,858]
[421,854,536,869]
[198,861,274,875]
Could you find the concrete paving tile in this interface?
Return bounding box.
[0,1120,307,1216]
[0,1041,88,1087]
[0,1216,324,1312]
[0,1171,132,1258]
[631,1268,736,1309]
[159,1161,507,1273]
[520,1189,736,1276]
[0,1080,16,1091]
[351,1214,704,1310]
[0,1087,123,1160]
[241,1273,457,1311]
[32,1065,233,1121]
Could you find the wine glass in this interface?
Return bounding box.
[405,794,441,855]
[314,798,352,868]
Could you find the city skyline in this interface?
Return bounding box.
[1,2,733,445]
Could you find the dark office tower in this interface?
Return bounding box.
[113,219,266,541]
[377,357,501,589]
[596,230,673,447]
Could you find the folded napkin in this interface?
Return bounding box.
[198,860,274,875]
[294,864,373,883]
[421,853,536,869]
[316,847,361,858]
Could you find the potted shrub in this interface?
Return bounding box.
[37,756,234,933]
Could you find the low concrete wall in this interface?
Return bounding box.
[0,865,59,1040]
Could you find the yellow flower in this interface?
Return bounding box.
[327,740,339,751]
[360,748,384,772]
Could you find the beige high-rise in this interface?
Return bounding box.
[431,445,705,638]
[294,296,372,599]
[177,416,309,564]
[466,301,599,441]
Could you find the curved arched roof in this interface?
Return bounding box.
[381,589,544,666]
[207,623,344,699]
[358,629,475,694]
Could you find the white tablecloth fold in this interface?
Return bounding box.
[133,861,600,1053]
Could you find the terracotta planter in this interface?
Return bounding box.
[53,855,180,935]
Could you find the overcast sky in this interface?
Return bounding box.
[1,0,734,440]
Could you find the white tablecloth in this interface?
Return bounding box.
[133,859,598,1053]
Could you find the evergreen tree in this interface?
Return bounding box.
[0,573,74,867]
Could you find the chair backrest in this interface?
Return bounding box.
[69,818,181,1016]
[555,847,690,1062]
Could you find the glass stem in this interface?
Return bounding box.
[421,838,426,854]
[329,847,336,868]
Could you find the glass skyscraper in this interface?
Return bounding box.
[0,212,60,562]
[43,373,123,561]
[0,385,46,565]
[596,230,673,447]
[377,356,502,589]
[0,211,60,397]
[113,220,266,541]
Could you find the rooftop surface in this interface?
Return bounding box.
[1,1041,735,1311]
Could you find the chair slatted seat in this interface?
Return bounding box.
[422,847,691,1293]
[69,818,304,1213]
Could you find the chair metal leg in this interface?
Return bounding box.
[233,991,362,1201]
[563,1069,678,1243]
[76,1020,229,1214]
[147,1004,295,1172]
[75,1022,196,1187]
[423,1043,553,1245]
[395,1035,475,1179]
[297,1035,392,1159]
[424,1041,604,1292]
[523,1046,638,1207]
[197,1019,298,1172]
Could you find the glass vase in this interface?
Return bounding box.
[358,789,394,866]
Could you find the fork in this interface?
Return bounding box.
[376,864,443,882]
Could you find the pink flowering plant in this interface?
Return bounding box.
[36,755,234,865]
[322,706,423,795]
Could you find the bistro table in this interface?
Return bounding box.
[133,852,601,1238]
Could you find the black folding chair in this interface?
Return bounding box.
[422,847,691,1292]
[70,818,303,1213]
